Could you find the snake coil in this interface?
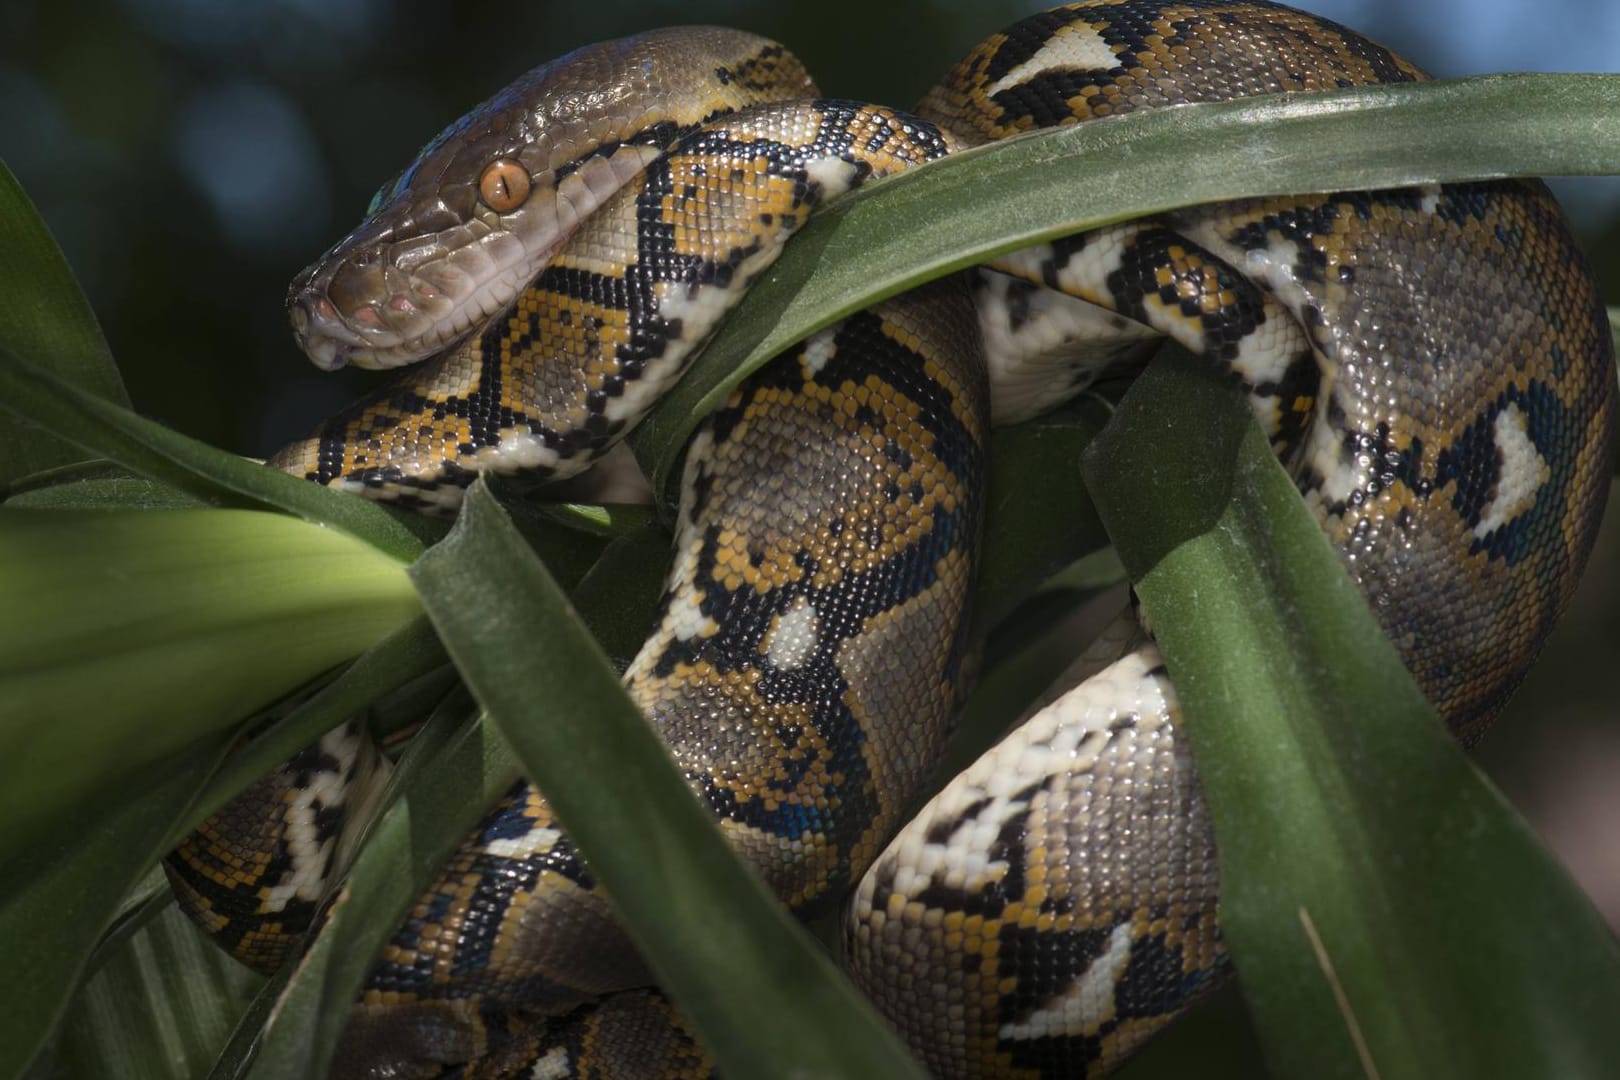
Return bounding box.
[165,3,1614,1077]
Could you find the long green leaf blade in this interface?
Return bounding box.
[0,158,128,485]
[974,400,1114,632]
[37,902,264,1080]
[632,73,1620,497]
[407,480,927,1078]
[0,508,420,845]
[1081,355,1620,1078]
[2,740,227,1080]
[0,348,429,561]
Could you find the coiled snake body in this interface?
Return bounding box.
[165,3,1615,1076]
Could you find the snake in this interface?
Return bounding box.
[162,2,1615,1077]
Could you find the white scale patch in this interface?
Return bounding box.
[1174,213,1320,336]
[624,453,717,685]
[597,283,724,430]
[1475,403,1549,538]
[655,277,742,337]
[999,921,1135,1041]
[1303,407,1371,507]
[765,597,820,670]
[476,431,564,476]
[803,155,863,199]
[1242,234,1313,318]
[601,229,802,431]
[802,326,839,376]
[882,647,1170,902]
[1226,305,1306,389]
[480,825,565,860]
[995,225,1134,305]
[336,476,463,512]
[983,23,1121,97]
[1419,183,1443,217]
[263,729,357,913]
[529,1047,573,1080]
[978,271,1157,425]
[664,585,715,642]
[888,786,1034,902]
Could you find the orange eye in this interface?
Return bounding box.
[478,158,531,212]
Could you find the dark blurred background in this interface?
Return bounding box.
[2,0,1617,924]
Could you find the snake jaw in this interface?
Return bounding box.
[286,203,530,371]
[286,300,353,372]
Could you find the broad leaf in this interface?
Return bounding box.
[1082,355,1620,1078]
[0,740,228,1080]
[36,901,264,1080]
[974,399,1114,631]
[0,508,420,845]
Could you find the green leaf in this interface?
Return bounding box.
[1116,985,1266,1080]
[240,701,519,1080]
[0,508,421,846]
[1081,354,1620,1078]
[406,479,927,1079]
[0,348,430,561]
[566,522,673,666]
[207,969,292,1080]
[631,73,1620,499]
[6,463,210,511]
[0,158,128,486]
[503,495,657,539]
[1,738,228,1080]
[82,866,175,978]
[974,399,1114,632]
[38,901,264,1080]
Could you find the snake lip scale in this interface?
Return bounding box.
[166,3,1615,1077]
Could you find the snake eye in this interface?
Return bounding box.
[478,158,531,213]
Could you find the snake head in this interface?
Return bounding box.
[287,27,815,371]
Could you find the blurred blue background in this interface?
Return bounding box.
[2,0,1618,1008]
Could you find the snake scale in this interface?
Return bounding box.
[163,2,1615,1077]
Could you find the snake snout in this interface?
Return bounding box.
[286,292,358,372]
[287,244,458,372]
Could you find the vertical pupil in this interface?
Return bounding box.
[480,160,529,210]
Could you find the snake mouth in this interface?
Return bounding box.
[287,231,534,371]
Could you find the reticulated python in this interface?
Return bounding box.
[164,2,1616,1076]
